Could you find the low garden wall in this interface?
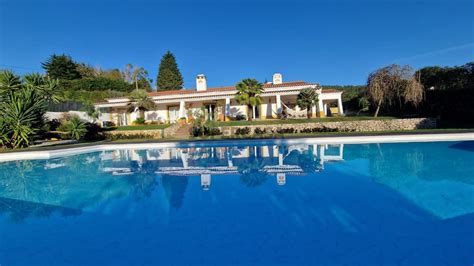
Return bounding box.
[105,123,180,140]
[219,118,437,136]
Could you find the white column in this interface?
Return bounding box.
[278,146,284,166]
[323,103,328,116]
[312,144,318,156]
[276,95,282,114]
[179,101,186,119]
[311,104,317,118]
[318,98,324,117]
[225,98,231,117]
[180,150,189,168]
[339,144,344,159]
[319,145,325,169]
[337,96,344,115]
[227,147,233,167]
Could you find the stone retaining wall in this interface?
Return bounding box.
[105,123,180,139]
[220,118,437,136]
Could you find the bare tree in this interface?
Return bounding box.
[132,67,147,91]
[367,64,424,117]
[123,63,133,83]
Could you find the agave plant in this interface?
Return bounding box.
[63,115,87,140]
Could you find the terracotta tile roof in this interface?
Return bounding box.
[321,89,339,93]
[97,81,334,104]
[147,81,319,97]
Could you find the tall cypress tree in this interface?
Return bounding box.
[156,51,183,91]
[42,54,82,80]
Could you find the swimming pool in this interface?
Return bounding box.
[0,140,473,265]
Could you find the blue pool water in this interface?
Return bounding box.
[0,140,473,265]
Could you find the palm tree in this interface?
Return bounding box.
[296,87,318,118]
[235,79,264,121]
[127,89,157,119]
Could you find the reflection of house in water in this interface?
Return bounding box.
[101,144,344,190]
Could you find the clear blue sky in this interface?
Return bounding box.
[1,0,473,88]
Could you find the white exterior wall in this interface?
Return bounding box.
[145,104,169,123]
[259,97,277,119]
[46,111,93,122]
[228,102,247,118]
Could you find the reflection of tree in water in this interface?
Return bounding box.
[0,197,81,223]
[128,160,158,199]
[284,146,321,173]
[0,152,160,221]
[161,174,189,209]
[238,150,268,187]
[0,160,45,204]
[369,144,426,183]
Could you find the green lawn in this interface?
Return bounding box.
[214,116,396,127]
[111,124,170,131]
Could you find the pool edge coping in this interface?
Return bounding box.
[1,132,474,162]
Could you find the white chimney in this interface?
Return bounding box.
[273,73,282,85]
[196,74,207,91]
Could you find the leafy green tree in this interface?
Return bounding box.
[156,51,183,91]
[235,78,264,120]
[76,63,97,78]
[60,77,133,92]
[127,89,157,119]
[296,87,318,118]
[416,62,474,91]
[42,54,82,80]
[100,68,123,81]
[83,103,100,122]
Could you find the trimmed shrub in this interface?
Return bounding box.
[235,114,247,121]
[235,127,251,135]
[133,117,146,125]
[254,128,266,134]
[276,128,295,134]
[84,122,105,140]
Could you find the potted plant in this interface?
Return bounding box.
[178,117,187,125]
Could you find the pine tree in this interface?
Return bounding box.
[42,54,82,80]
[156,51,183,91]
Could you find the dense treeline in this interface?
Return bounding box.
[36,52,184,105]
[418,63,474,127]
[333,62,474,127]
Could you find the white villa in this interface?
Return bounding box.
[95,73,344,126]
